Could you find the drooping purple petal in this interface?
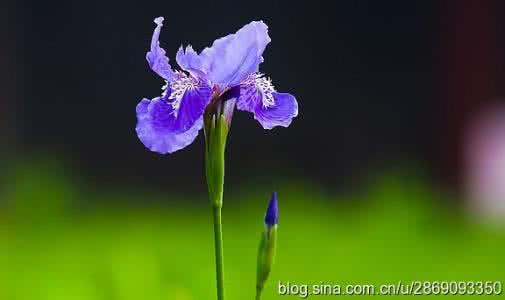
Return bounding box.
[236,74,298,129]
[146,17,176,81]
[176,21,271,88]
[235,83,261,112]
[135,97,202,154]
[165,75,212,133]
[254,92,298,129]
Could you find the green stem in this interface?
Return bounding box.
[212,204,225,300]
[255,289,261,300]
[205,108,228,300]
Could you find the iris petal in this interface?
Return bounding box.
[235,73,298,129]
[166,78,212,133]
[175,46,207,79]
[135,98,202,154]
[254,92,298,129]
[146,17,176,81]
[235,84,261,112]
[176,21,271,88]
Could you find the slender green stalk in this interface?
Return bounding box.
[205,110,228,300]
[212,204,225,300]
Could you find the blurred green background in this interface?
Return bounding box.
[1,158,504,299]
[3,0,505,298]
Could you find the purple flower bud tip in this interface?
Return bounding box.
[264,192,278,227]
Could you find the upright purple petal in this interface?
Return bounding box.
[254,92,298,129]
[175,46,207,79]
[146,17,176,81]
[135,98,202,154]
[176,21,271,88]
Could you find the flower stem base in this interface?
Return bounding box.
[212,205,225,300]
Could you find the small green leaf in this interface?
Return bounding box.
[256,225,277,299]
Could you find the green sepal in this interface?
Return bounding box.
[204,113,228,207]
[255,225,277,299]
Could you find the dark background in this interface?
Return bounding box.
[3,0,504,193]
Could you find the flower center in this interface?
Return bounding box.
[244,73,276,108]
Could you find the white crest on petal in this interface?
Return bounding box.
[244,73,276,108]
[168,71,199,115]
[161,80,170,97]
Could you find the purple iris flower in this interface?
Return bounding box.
[136,17,299,154]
